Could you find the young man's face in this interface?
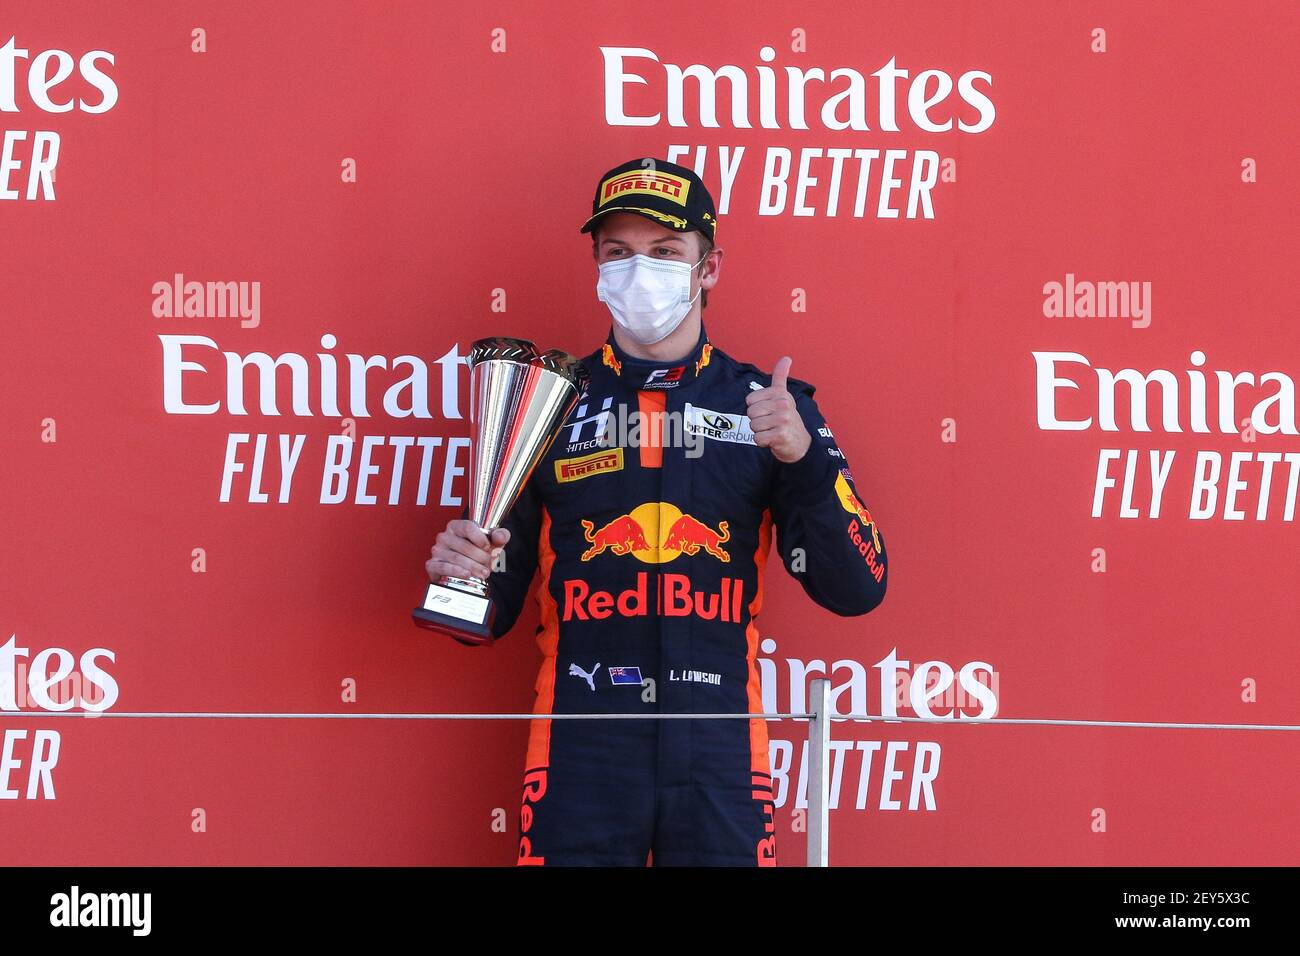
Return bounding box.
[591,211,722,358]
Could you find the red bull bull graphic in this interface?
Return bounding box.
[580,514,650,559]
[835,473,883,554]
[663,514,730,561]
[600,343,622,375]
[580,502,731,563]
[694,342,714,376]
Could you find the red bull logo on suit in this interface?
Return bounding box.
[569,502,740,623]
[580,502,730,563]
[835,473,882,554]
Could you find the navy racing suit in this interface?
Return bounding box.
[487,326,888,866]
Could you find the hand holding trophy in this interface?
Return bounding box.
[412,337,587,644]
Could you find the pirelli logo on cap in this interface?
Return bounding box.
[555,448,624,483]
[599,170,690,208]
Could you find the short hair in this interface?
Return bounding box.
[592,225,712,309]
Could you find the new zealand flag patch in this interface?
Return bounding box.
[608,666,644,685]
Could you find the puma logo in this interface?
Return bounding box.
[568,662,600,691]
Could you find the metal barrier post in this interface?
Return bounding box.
[807,677,831,867]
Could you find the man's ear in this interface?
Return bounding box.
[702,247,722,287]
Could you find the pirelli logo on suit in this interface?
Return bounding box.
[555,448,624,483]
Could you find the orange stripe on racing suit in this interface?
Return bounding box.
[636,390,666,469]
[524,507,559,769]
[747,510,778,866]
[518,507,558,866]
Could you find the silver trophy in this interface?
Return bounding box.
[413,337,588,644]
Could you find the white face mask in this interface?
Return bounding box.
[596,251,707,346]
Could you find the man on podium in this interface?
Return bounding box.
[424,157,888,866]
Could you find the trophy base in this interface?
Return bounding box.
[412,580,495,646]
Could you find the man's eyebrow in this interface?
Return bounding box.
[600,235,685,246]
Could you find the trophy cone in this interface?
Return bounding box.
[413,338,587,643]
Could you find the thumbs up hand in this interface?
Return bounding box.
[745,355,813,464]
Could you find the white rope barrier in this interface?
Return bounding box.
[2,711,1298,730]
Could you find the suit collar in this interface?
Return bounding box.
[598,325,715,391]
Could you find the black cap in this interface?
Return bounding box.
[580,158,717,242]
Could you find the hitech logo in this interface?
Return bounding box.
[580,502,730,562]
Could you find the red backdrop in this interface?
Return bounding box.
[2,0,1298,865]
